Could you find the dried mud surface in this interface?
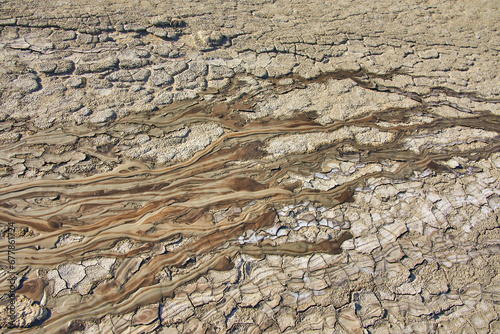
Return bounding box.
[0,0,500,333]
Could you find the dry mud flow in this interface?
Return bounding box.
[0,0,500,333]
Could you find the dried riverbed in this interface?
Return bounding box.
[0,1,500,333]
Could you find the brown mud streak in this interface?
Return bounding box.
[239,232,354,259]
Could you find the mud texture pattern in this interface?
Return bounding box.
[0,0,500,333]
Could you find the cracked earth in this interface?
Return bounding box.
[0,0,500,333]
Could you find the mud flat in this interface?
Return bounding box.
[0,0,499,333]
